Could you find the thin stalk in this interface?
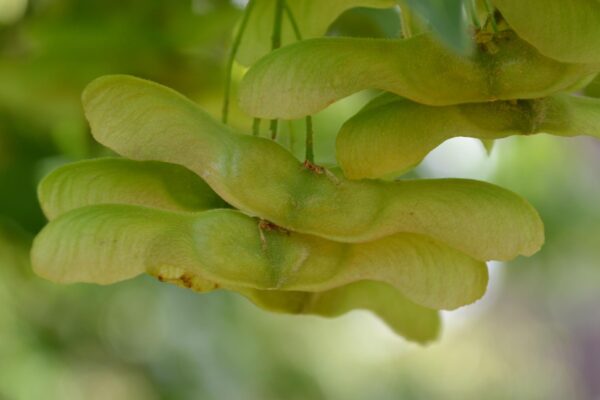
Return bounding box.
[270,119,279,140]
[304,116,314,163]
[484,0,498,33]
[398,1,413,39]
[283,1,302,40]
[467,0,481,29]
[271,0,285,49]
[269,0,285,140]
[222,0,256,124]
[283,0,315,162]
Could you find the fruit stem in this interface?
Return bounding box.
[269,0,285,140]
[484,0,498,33]
[398,1,413,39]
[467,0,481,29]
[305,114,314,163]
[283,0,315,162]
[284,1,302,39]
[222,0,256,124]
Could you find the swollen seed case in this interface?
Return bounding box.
[33,1,600,342]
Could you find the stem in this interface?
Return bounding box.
[252,118,261,136]
[467,0,481,29]
[271,0,285,50]
[269,0,285,140]
[270,119,279,140]
[305,116,314,163]
[484,0,498,33]
[222,0,256,124]
[284,0,302,40]
[398,1,413,39]
[283,0,315,163]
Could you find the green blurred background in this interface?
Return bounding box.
[1,1,599,399]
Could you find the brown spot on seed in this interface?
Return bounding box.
[259,219,289,235]
[303,159,325,174]
[179,273,194,288]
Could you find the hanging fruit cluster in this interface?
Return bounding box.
[32,0,600,343]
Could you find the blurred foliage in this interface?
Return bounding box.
[0,0,240,232]
[1,1,600,399]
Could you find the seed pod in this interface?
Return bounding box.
[238,30,599,119]
[337,93,600,179]
[82,75,544,262]
[35,158,439,343]
[31,204,488,310]
[240,281,440,343]
[493,0,600,64]
[39,158,227,220]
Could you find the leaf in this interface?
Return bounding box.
[82,75,544,261]
[241,281,441,343]
[493,0,600,64]
[337,93,600,179]
[236,0,396,66]
[404,0,471,54]
[238,31,599,119]
[32,205,488,310]
[39,158,227,220]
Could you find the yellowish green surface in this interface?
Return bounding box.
[2,1,600,399]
